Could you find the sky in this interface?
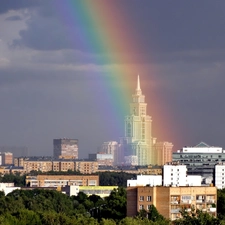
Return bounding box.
[1,0,225,158]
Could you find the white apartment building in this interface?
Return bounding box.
[163,164,201,186]
[127,174,162,187]
[215,163,225,189]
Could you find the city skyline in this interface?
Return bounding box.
[0,1,225,158]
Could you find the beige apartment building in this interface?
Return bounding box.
[127,186,217,220]
[14,157,98,174]
[26,174,99,187]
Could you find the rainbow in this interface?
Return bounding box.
[53,1,175,144]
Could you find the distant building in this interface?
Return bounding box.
[62,185,117,198]
[120,76,154,166]
[0,152,13,165]
[26,175,99,188]
[0,146,28,157]
[127,186,217,220]
[89,153,113,166]
[53,138,78,159]
[153,142,173,165]
[124,155,138,166]
[14,157,98,174]
[173,142,225,184]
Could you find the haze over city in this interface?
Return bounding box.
[0,0,225,158]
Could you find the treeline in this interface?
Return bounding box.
[0,187,224,224]
[0,187,169,225]
[0,171,136,187]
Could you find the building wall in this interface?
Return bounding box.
[154,142,173,165]
[53,139,78,159]
[215,164,225,189]
[127,175,162,187]
[127,186,217,220]
[26,175,99,187]
[0,152,13,165]
[14,157,98,174]
[163,164,187,186]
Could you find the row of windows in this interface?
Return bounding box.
[139,196,151,202]
[139,204,152,210]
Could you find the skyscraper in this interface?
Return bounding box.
[121,76,153,165]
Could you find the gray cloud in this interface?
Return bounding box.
[1,0,225,157]
[0,0,38,14]
[5,15,22,21]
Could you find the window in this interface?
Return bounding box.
[147,205,152,210]
[139,205,144,210]
[147,196,151,202]
[139,196,144,201]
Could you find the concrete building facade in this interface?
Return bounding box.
[53,138,78,159]
[173,142,225,184]
[14,157,98,174]
[215,163,225,189]
[127,186,217,220]
[26,175,99,187]
[154,142,173,165]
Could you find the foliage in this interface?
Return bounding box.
[173,208,220,225]
[0,173,26,187]
[102,187,127,221]
[137,206,169,225]
[96,172,136,187]
[217,188,225,220]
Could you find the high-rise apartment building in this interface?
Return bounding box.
[121,76,153,165]
[154,142,173,165]
[127,186,217,220]
[53,138,78,159]
[0,152,13,165]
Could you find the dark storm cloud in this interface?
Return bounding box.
[0,0,38,14]
[1,0,225,156]
[10,0,225,65]
[5,15,22,21]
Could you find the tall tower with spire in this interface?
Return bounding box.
[121,75,153,165]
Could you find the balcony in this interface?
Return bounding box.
[196,199,204,203]
[171,201,179,204]
[171,208,180,213]
[209,208,216,212]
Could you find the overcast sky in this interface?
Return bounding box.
[1,0,225,158]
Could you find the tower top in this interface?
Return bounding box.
[136,75,142,95]
[137,75,141,90]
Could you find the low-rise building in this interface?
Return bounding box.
[0,183,21,195]
[127,186,217,220]
[14,157,98,174]
[26,175,99,187]
[62,185,118,198]
[89,153,113,166]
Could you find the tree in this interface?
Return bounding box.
[102,187,127,221]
